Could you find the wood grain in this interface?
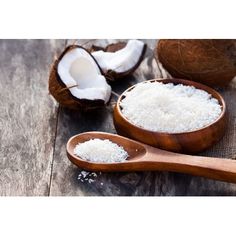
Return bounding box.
[50,39,236,196]
[159,79,236,196]
[114,78,227,154]
[67,132,236,184]
[1,39,235,195]
[0,39,63,195]
[49,39,163,196]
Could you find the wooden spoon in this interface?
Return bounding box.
[67,131,236,183]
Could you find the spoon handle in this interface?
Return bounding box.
[140,147,236,183]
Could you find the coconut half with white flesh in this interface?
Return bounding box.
[49,45,111,110]
[91,40,146,80]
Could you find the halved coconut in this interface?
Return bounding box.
[49,45,111,110]
[91,40,146,80]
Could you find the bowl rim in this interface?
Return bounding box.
[115,78,226,136]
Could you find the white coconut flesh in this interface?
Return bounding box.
[92,40,145,73]
[57,47,111,103]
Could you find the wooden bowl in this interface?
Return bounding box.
[113,78,227,154]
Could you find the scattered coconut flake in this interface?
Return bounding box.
[120,81,222,133]
[78,171,98,184]
[74,139,128,163]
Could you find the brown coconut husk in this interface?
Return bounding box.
[89,42,127,53]
[156,39,236,87]
[105,42,127,52]
[49,45,106,110]
[89,45,105,53]
[90,41,147,81]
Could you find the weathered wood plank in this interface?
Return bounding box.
[50,39,164,196]
[158,78,236,196]
[50,39,236,196]
[0,39,63,195]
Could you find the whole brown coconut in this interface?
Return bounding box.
[49,45,107,110]
[156,40,236,87]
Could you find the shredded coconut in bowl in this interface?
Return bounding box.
[73,138,129,163]
[120,81,222,133]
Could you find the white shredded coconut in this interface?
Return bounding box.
[77,171,100,184]
[120,82,222,133]
[74,138,129,163]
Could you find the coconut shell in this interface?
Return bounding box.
[89,42,126,53]
[156,40,236,87]
[89,45,105,53]
[90,41,147,81]
[105,42,127,52]
[49,45,106,110]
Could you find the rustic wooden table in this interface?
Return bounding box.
[1,39,236,196]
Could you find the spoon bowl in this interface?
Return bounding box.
[67,131,236,183]
[67,132,146,171]
[113,78,227,154]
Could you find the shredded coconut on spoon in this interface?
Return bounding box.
[74,138,129,163]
